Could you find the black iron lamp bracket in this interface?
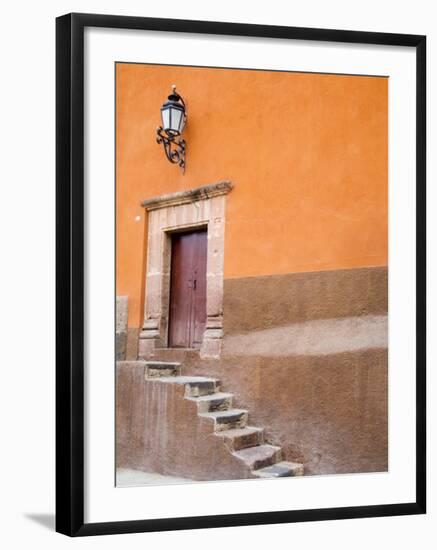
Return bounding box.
[156,127,186,173]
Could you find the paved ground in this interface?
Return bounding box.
[116,468,197,487]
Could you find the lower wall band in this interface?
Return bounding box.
[223,266,388,335]
[116,265,388,477]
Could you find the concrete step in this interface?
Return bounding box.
[158,376,221,397]
[252,461,304,478]
[215,426,264,451]
[144,361,181,378]
[233,444,282,470]
[187,392,233,413]
[200,409,248,431]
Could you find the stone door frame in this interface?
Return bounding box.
[139,181,233,359]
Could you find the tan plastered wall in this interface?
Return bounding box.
[131,266,388,475]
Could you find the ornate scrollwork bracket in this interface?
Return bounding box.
[156,127,186,174]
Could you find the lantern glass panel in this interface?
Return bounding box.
[161,107,170,132]
[170,107,183,134]
[179,113,186,133]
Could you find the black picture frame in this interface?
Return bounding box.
[56,12,426,537]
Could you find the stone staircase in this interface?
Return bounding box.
[144,360,304,479]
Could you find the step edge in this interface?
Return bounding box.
[186,392,234,402]
[252,461,305,477]
[214,426,263,436]
[233,444,282,459]
[157,376,220,384]
[199,408,248,419]
[144,361,182,367]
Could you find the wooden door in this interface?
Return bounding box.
[168,229,207,348]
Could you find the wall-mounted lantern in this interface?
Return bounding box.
[156,85,186,173]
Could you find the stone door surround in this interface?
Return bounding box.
[139,181,233,359]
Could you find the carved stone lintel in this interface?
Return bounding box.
[141,181,233,211]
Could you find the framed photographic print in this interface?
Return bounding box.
[56,13,426,536]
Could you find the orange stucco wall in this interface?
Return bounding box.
[116,63,388,328]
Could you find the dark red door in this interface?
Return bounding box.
[169,229,207,348]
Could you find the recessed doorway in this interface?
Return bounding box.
[139,181,233,359]
[168,229,207,349]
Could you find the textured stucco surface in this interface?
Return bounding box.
[126,327,140,360]
[117,266,388,477]
[116,362,255,481]
[181,350,387,475]
[223,314,387,357]
[223,267,388,334]
[141,348,388,476]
